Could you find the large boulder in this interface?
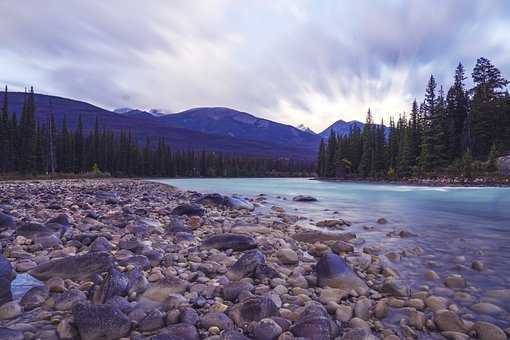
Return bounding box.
[290,302,339,340]
[73,302,131,340]
[202,234,257,251]
[316,253,368,293]
[227,249,266,281]
[29,252,113,281]
[0,255,14,305]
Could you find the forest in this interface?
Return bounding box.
[317,57,510,179]
[0,89,314,178]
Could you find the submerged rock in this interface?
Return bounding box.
[316,253,368,293]
[29,251,113,281]
[202,234,257,251]
[73,302,131,340]
[293,195,318,202]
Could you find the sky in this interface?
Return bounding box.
[1,1,509,132]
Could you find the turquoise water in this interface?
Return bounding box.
[153,178,510,305]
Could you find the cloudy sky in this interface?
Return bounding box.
[1,1,509,132]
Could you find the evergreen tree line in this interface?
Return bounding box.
[317,57,510,178]
[0,87,314,178]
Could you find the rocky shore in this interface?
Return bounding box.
[0,179,508,340]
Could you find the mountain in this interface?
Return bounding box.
[4,92,319,160]
[160,107,321,147]
[319,119,390,138]
[296,124,315,134]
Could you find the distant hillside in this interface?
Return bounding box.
[320,119,389,139]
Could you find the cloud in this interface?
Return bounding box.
[1,0,509,131]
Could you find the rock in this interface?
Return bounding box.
[0,212,15,229]
[319,288,348,304]
[0,327,23,340]
[425,296,449,311]
[142,277,189,302]
[316,253,368,293]
[171,203,205,216]
[331,241,355,254]
[470,302,504,315]
[152,323,200,340]
[29,251,113,281]
[253,318,283,340]
[92,268,129,304]
[73,302,131,340]
[292,231,356,243]
[473,321,507,340]
[14,259,37,272]
[20,286,49,310]
[227,249,266,281]
[180,307,199,325]
[47,277,66,293]
[433,309,467,333]
[277,248,299,265]
[228,296,278,328]
[341,328,378,340]
[202,234,257,251]
[409,310,426,330]
[16,222,62,241]
[196,193,227,206]
[0,254,14,305]
[166,217,190,234]
[381,278,410,297]
[374,300,387,319]
[425,270,440,281]
[335,305,353,322]
[219,330,252,340]
[223,281,254,302]
[290,302,339,340]
[471,260,485,271]
[57,318,77,339]
[292,195,318,202]
[139,310,165,332]
[354,297,372,320]
[0,301,22,320]
[444,275,466,289]
[376,218,388,224]
[89,236,113,252]
[55,288,87,310]
[227,196,255,211]
[200,312,235,331]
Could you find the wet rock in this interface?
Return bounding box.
[202,234,257,251]
[471,260,485,271]
[200,312,235,330]
[29,251,112,281]
[290,302,339,340]
[253,318,283,340]
[0,327,23,340]
[171,203,205,216]
[92,268,129,304]
[152,323,200,340]
[142,277,189,302]
[277,248,299,265]
[473,321,507,340]
[433,309,467,333]
[228,296,278,328]
[425,296,449,311]
[470,302,504,315]
[292,231,356,243]
[20,286,49,310]
[444,275,466,289]
[73,302,131,340]
[0,301,22,320]
[293,195,318,202]
[0,254,14,305]
[316,253,368,292]
[227,249,266,281]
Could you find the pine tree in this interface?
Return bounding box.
[326,130,337,177]
[316,139,326,176]
[420,75,437,173]
[358,109,374,176]
[446,63,469,160]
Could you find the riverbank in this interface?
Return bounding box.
[0,179,508,339]
[314,176,510,187]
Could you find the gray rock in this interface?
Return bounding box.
[92,268,129,304]
[202,234,257,251]
[253,318,283,340]
[228,296,278,328]
[473,321,507,340]
[223,281,254,302]
[127,268,149,295]
[179,307,199,325]
[316,253,368,292]
[73,302,131,340]
[293,195,318,202]
[139,310,165,332]
[200,312,235,330]
[171,203,205,216]
[290,302,339,340]
[0,327,23,340]
[0,254,14,305]
[227,249,266,281]
[20,285,49,310]
[433,309,467,333]
[29,251,113,281]
[152,323,200,340]
[89,236,113,252]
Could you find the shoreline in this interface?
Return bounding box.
[0,179,508,339]
[313,176,510,187]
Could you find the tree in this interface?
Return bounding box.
[446,63,469,160]
[358,109,374,176]
[420,75,437,172]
